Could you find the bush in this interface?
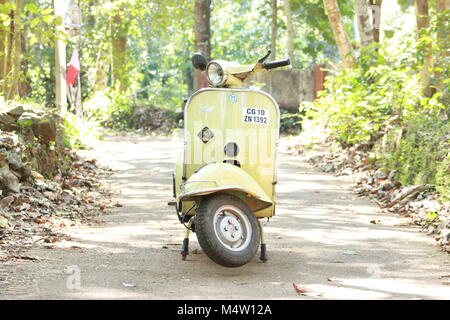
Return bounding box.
[310,33,449,198]
[83,88,133,130]
[63,113,103,149]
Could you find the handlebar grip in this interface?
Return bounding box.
[263,58,290,69]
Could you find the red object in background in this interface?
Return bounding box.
[66,49,80,86]
[313,64,326,100]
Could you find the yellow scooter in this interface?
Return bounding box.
[169,50,290,267]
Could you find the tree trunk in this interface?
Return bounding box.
[414,0,433,96]
[415,0,430,30]
[0,0,7,84]
[435,0,450,105]
[6,0,22,100]
[194,0,211,90]
[94,49,109,91]
[1,1,14,96]
[18,30,31,97]
[194,0,211,59]
[270,0,277,60]
[283,0,295,65]
[111,10,128,92]
[53,0,67,115]
[323,0,354,68]
[355,0,374,48]
[369,0,383,42]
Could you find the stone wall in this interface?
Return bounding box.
[244,66,327,112]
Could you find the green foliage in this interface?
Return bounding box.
[381,112,449,189]
[280,109,305,134]
[62,113,103,149]
[436,154,450,200]
[310,27,449,198]
[83,87,133,130]
[210,0,354,68]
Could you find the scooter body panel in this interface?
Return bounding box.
[177,88,279,218]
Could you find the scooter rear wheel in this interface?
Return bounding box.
[195,194,260,267]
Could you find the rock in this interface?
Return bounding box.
[374,169,388,179]
[0,135,14,149]
[32,119,57,144]
[322,164,336,173]
[18,166,31,182]
[7,152,23,171]
[0,113,16,126]
[0,195,14,209]
[379,180,395,191]
[30,170,45,183]
[0,166,20,193]
[355,185,371,194]
[340,168,353,176]
[0,215,9,228]
[388,170,398,181]
[6,106,25,120]
[439,228,450,245]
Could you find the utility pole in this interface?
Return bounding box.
[53,0,67,116]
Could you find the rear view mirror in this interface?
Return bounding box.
[192,52,208,71]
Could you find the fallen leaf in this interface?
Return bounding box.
[327,277,338,282]
[293,283,323,297]
[293,283,308,294]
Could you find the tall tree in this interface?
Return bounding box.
[414,0,433,95]
[54,0,67,114]
[0,0,15,97]
[283,0,295,65]
[6,0,23,100]
[435,0,450,102]
[111,8,128,92]
[323,0,354,67]
[354,0,374,48]
[194,0,211,90]
[270,0,277,60]
[0,0,7,85]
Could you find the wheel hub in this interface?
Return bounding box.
[220,216,243,243]
[212,206,252,251]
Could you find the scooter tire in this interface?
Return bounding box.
[195,194,260,267]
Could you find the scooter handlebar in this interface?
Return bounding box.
[262,58,290,70]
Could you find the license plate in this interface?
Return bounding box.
[242,108,269,125]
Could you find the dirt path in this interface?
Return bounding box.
[1,135,449,299]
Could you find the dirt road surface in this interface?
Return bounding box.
[1,135,449,299]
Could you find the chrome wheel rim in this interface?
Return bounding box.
[213,205,252,251]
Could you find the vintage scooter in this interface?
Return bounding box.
[169,50,290,267]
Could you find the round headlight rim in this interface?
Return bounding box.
[206,61,227,87]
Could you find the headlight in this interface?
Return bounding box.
[206,61,227,86]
